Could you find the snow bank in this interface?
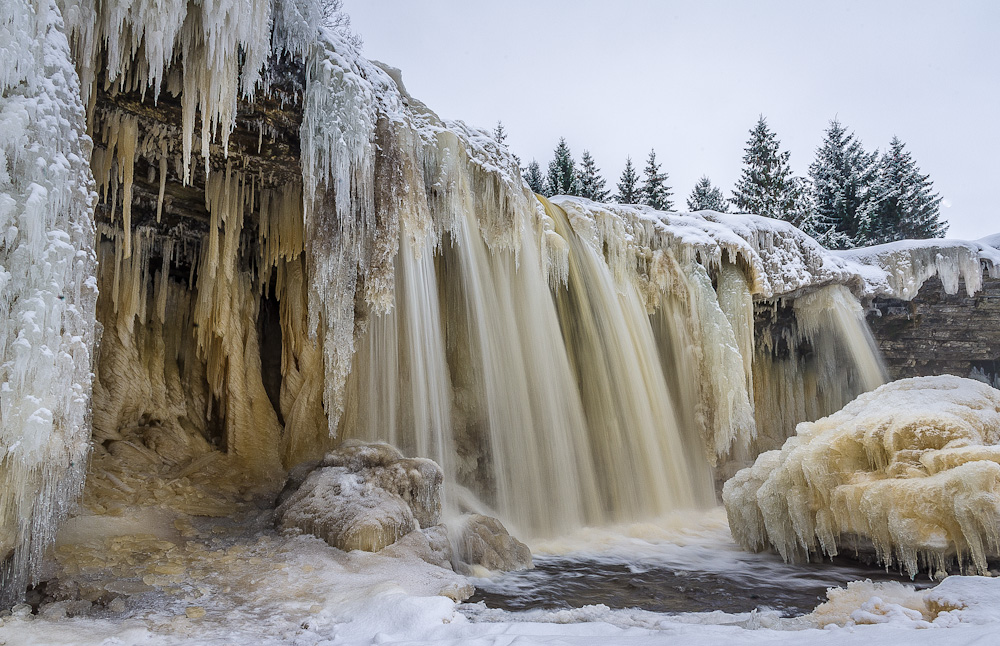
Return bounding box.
[724,376,1000,576]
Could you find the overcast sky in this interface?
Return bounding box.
[343,0,998,240]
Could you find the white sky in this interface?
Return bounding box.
[343,0,999,240]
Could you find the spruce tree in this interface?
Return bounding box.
[730,116,796,220]
[686,176,728,212]
[641,149,673,210]
[614,157,641,203]
[862,136,947,243]
[493,121,507,145]
[578,150,610,202]
[545,138,579,196]
[492,120,521,168]
[808,119,878,249]
[524,160,546,195]
[785,176,820,234]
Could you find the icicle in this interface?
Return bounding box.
[156,140,167,222]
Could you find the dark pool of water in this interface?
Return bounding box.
[468,554,936,616]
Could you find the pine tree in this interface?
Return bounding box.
[614,157,641,203]
[641,149,673,210]
[862,136,947,244]
[545,138,579,196]
[492,120,521,169]
[524,160,546,195]
[730,116,796,220]
[808,119,878,249]
[493,121,507,145]
[686,176,728,212]
[578,150,610,202]
[785,176,819,233]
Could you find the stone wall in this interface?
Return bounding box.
[866,274,1000,387]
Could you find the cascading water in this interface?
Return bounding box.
[339,185,887,538]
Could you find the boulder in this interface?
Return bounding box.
[277,440,442,552]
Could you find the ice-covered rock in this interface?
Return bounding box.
[723,375,1000,576]
[450,514,532,576]
[276,441,442,552]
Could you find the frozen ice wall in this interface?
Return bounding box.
[0,0,98,604]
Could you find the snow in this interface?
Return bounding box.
[5,510,1000,645]
[978,232,1000,249]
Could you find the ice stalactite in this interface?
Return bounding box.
[0,0,98,604]
[724,376,1000,577]
[61,0,274,182]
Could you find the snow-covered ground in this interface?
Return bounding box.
[4,509,1000,646]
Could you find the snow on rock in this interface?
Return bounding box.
[551,202,869,303]
[836,238,1000,300]
[277,441,443,552]
[0,0,98,604]
[723,376,1000,576]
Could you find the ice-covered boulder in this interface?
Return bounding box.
[723,376,1000,576]
[277,441,443,552]
[451,514,532,576]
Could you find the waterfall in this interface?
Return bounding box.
[338,191,887,537]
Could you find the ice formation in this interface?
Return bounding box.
[0,0,98,604]
[724,375,1000,576]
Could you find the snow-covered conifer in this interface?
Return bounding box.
[641,149,673,210]
[808,119,877,249]
[524,160,546,195]
[545,138,579,196]
[686,176,728,212]
[862,136,947,243]
[578,151,610,202]
[614,157,642,203]
[730,116,796,220]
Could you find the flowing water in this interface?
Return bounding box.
[465,512,934,617]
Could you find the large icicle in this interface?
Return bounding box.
[0,0,98,604]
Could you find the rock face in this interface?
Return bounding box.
[277,441,442,552]
[868,276,1000,388]
[723,376,1000,576]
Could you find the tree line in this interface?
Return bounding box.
[501,117,947,249]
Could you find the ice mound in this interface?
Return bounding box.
[277,441,443,551]
[723,375,1000,575]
